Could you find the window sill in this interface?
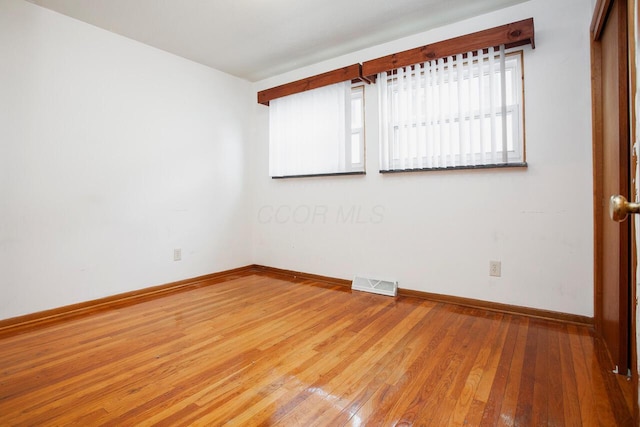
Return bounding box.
[379,162,528,174]
[271,171,366,179]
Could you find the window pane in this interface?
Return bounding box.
[379,49,524,170]
[351,133,361,164]
[350,85,365,168]
[269,81,365,177]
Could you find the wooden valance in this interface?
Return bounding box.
[257,64,369,106]
[257,18,534,105]
[361,18,535,79]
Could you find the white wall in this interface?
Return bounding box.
[0,0,595,321]
[0,0,253,320]
[251,0,595,316]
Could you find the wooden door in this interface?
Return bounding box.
[591,0,631,374]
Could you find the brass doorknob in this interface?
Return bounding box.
[610,195,640,222]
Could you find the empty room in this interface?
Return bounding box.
[1,0,638,425]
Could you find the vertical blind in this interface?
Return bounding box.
[378,45,523,171]
[269,81,358,177]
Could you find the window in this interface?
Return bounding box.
[350,85,365,170]
[377,46,525,171]
[259,20,534,176]
[268,82,365,178]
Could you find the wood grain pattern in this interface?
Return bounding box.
[398,287,593,326]
[592,0,631,375]
[1,264,593,337]
[0,265,255,338]
[627,0,639,421]
[0,272,634,425]
[361,18,535,78]
[257,64,365,106]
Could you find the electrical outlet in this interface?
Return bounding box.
[173,248,182,261]
[489,261,501,277]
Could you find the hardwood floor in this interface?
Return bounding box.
[0,272,634,426]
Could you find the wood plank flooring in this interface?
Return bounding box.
[0,272,634,426]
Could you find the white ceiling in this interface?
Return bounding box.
[26,0,528,82]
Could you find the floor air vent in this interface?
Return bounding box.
[352,276,398,297]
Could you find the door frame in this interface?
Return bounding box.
[591,0,638,420]
[591,0,631,373]
[630,0,639,420]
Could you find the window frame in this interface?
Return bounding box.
[257,19,535,177]
[267,82,367,179]
[350,84,366,172]
[381,50,525,172]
